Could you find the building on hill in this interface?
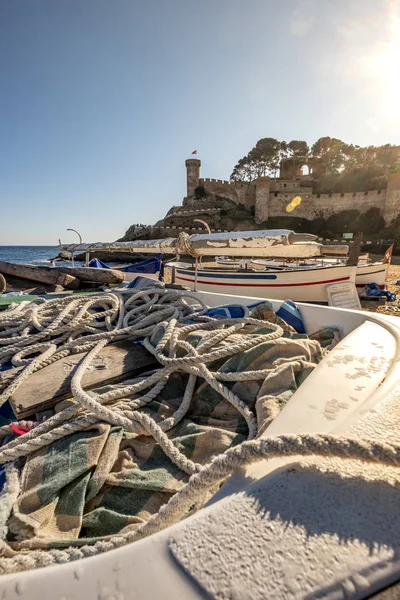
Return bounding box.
[118,157,400,242]
[180,157,400,227]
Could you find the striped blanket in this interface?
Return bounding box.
[1,304,336,554]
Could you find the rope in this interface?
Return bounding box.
[1,433,400,574]
[0,288,398,574]
[176,232,197,257]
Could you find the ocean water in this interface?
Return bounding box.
[0,246,59,265]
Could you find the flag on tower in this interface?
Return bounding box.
[191,150,197,155]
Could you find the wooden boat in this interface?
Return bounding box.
[214,242,392,294]
[3,289,400,598]
[249,258,390,292]
[58,229,353,301]
[169,261,357,304]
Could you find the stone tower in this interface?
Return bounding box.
[185,158,201,199]
[280,158,304,179]
[255,176,270,223]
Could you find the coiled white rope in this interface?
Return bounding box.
[0,288,398,574]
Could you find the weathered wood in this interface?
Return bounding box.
[0,273,5,293]
[56,266,125,284]
[9,340,159,418]
[0,261,79,290]
[0,290,101,311]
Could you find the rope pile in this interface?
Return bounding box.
[0,288,399,575]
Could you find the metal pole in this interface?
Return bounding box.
[66,229,82,268]
[67,229,82,244]
[194,257,198,291]
[193,219,211,234]
[85,252,89,268]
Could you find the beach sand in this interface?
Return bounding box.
[360,263,400,316]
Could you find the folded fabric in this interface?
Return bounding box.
[365,283,396,302]
[365,282,385,296]
[4,317,333,550]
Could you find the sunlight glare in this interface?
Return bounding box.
[370,5,400,121]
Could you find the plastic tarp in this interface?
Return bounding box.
[365,282,396,302]
[121,254,164,280]
[88,258,111,269]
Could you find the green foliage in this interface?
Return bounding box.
[325,210,360,233]
[230,138,284,182]
[287,140,309,159]
[194,185,207,199]
[359,207,385,234]
[231,135,400,193]
[230,138,311,182]
[259,208,386,237]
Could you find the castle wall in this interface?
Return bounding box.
[199,178,256,209]
[268,190,386,221]
[269,179,308,192]
[384,172,400,224]
[185,159,400,226]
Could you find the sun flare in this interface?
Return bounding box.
[370,5,400,120]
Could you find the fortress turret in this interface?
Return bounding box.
[185,158,201,198]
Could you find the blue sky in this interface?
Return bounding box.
[0,0,399,244]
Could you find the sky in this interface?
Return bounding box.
[0,0,399,245]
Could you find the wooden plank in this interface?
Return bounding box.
[56,266,125,284]
[0,261,79,290]
[0,290,100,310]
[9,340,159,418]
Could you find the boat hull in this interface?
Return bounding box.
[174,264,356,304]
[355,262,388,289]
[250,259,389,292]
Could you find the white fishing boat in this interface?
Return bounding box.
[250,258,390,291]
[169,261,356,304]
[2,288,400,598]
[218,244,393,293]
[59,229,355,303]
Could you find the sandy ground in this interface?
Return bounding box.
[360,263,400,316]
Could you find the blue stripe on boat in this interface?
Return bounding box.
[177,269,277,280]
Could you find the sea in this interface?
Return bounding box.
[0,246,63,265]
[0,246,82,266]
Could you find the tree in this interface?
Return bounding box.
[230,138,283,181]
[287,140,310,160]
[310,137,350,176]
[230,135,400,189]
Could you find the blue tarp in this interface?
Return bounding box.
[88,258,111,269]
[121,255,164,280]
[365,282,396,302]
[89,255,164,281]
